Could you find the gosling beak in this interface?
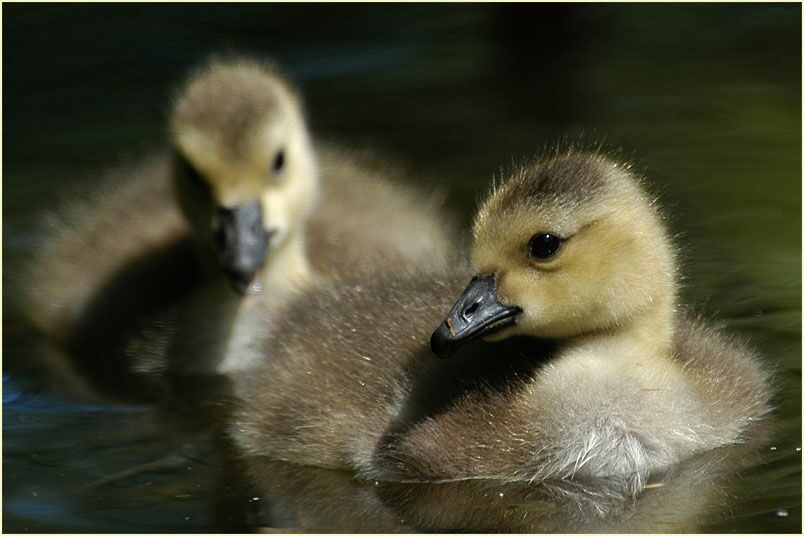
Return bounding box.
[212,200,272,294]
[430,274,522,358]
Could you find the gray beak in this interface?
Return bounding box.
[430,274,522,358]
[212,199,272,294]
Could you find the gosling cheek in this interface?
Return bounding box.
[517,306,544,330]
[260,210,287,246]
[491,277,516,307]
[267,227,285,249]
[495,270,540,306]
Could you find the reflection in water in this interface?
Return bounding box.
[238,431,769,533]
[3,373,248,533]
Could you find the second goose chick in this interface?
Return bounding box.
[231,150,772,483]
[21,57,455,397]
[170,57,456,293]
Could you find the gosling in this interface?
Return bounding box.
[20,57,455,398]
[231,149,772,483]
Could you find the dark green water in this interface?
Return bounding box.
[4,4,800,532]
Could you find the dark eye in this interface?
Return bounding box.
[528,233,562,259]
[272,150,285,173]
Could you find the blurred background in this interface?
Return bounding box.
[3,3,801,532]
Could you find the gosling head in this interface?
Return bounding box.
[431,151,677,358]
[169,57,317,294]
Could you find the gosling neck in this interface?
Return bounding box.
[255,228,312,295]
[568,298,678,362]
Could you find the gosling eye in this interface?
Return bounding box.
[527,233,562,260]
[271,149,285,174]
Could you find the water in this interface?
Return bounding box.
[4,4,800,532]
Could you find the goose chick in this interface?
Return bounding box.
[170,56,454,294]
[231,149,772,483]
[20,57,455,398]
[152,57,457,377]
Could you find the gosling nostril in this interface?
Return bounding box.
[463,301,480,319]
